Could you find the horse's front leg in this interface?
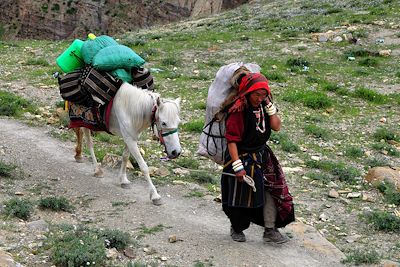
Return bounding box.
[118,145,131,188]
[124,139,162,205]
[82,128,104,177]
[74,128,84,163]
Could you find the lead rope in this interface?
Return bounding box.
[221,172,256,192]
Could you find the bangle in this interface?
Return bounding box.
[234,165,244,173]
[232,159,242,167]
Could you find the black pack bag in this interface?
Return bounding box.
[81,66,123,106]
[58,69,92,105]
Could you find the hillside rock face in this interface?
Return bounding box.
[0,0,248,40]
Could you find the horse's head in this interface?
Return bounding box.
[154,97,182,159]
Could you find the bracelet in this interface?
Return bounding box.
[232,159,242,167]
[234,165,244,173]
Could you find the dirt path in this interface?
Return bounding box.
[0,117,345,267]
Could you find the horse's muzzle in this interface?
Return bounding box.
[168,149,181,159]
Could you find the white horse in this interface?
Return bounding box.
[73,82,182,205]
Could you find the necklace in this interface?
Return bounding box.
[253,105,265,133]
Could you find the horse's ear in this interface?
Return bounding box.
[156,96,161,107]
[175,97,181,108]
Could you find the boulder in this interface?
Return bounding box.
[364,167,400,191]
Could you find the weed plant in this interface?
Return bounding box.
[38,196,75,212]
[371,143,400,157]
[50,230,107,266]
[377,182,400,205]
[353,88,385,103]
[95,228,132,251]
[342,248,380,266]
[304,124,330,139]
[365,157,389,168]
[0,90,37,117]
[3,198,34,220]
[0,161,16,177]
[364,210,400,232]
[189,171,218,185]
[373,128,399,142]
[344,146,364,158]
[175,157,200,169]
[305,160,360,183]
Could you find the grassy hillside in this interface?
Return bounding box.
[0,0,399,264]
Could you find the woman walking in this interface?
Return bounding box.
[221,71,295,244]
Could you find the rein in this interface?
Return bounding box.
[149,94,179,145]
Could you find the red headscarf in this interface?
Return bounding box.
[228,73,270,113]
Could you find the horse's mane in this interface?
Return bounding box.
[116,83,160,130]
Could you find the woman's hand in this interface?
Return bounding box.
[235,169,246,182]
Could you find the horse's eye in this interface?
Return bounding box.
[161,122,167,127]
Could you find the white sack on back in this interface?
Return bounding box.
[197,62,261,165]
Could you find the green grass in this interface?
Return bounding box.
[182,119,204,133]
[305,159,360,184]
[304,125,330,140]
[0,90,37,117]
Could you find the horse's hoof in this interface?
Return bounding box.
[75,156,84,163]
[121,183,132,189]
[151,197,163,206]
[94,170,104,178]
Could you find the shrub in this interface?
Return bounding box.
[364,210,400,232]
[96,228,132,251]
[286,57,310,68]
[331,164,360,184]
[365,157,389,168]
[270,132,299,152]
[3,198,34,220]
[0,161,16,177]
[264,71,287,82]
[304,124,330,139]
[161,57,181,66]
[344,146,364,158]
[373,127,399,142]
[377,182,400,205]
[39,196,75,212]
[358,57,378,67]
[371,143,400,157]
[342,248,380,265]
[304,171,331,184]
[50,230,106,266]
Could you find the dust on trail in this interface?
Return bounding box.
[0,118,345,267]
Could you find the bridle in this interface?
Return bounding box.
[150,98,179,146]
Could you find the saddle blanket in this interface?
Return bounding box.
[68,99,113,132]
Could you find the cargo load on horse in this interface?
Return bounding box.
[55,34,153,108]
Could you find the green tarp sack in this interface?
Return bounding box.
[111,68,133,83]
[81,35,119,65]
[92,45,145,71]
